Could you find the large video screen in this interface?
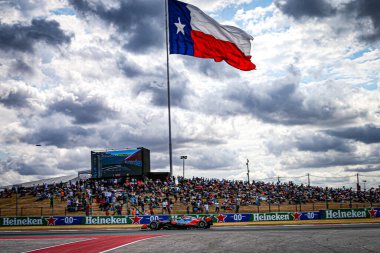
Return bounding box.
[91,148,150,178]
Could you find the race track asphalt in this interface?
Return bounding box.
[1,223,380,253]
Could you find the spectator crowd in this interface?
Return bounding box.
[2,176,380,215]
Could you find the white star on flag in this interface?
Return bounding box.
[174,17,185,35]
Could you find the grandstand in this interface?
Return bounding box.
[0,175,379,217]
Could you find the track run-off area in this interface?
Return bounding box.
[1,222,380,253]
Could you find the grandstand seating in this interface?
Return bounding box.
[0,176,378,217]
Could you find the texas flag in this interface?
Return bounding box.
[168,0,256,71]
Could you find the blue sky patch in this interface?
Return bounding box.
[244,0,273,10]
[360,82,378,91]
[51,7,76,16]
[215,0,273,22]
[348,48,370,60]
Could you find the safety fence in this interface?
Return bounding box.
[0,207,379,226]
[1,201,377,217]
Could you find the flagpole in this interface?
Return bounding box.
[165,0,173,178]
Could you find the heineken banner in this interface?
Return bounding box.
[251,211,321,221]
[0,215,168,226]
[0,208,378,226]
[322,207,380,219]
[0,212,319,226]
[1,217,46,226]
[85,215,174,225]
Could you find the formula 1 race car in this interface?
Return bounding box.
[142,216,213,230]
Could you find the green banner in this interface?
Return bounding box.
[0,217,46,226]
[251,212,293,221]
[322,208,369,219]
[84,216,131,225]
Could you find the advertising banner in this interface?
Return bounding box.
[369,207,380,218]
[0,208,378,226]
[169,213,252,223]
[46,216,84,225]
[251,212,292,221]
[0,217,46,226]
[250,211,321,221]
[211,213,251,223]
[322,207,380,219]
[297,211,321,220]
[84,215,171,225]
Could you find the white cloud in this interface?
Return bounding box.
[0,0,379,189]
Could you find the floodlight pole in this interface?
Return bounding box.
[180,156,187,178]
[15,185,19,217]
[246,159,250,184]
[165,0,173,177]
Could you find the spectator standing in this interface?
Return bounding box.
[255,197,260,206]
[85,205,90,216]
[162,199,168,214]
[215,201,220,213]
[89,203,93,216]
[60,190,65,201]
[49,194,54,209]
[167,200,172,214]
[235,198,240,213]
[204,203,209,214]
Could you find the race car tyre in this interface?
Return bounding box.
[197,220,207,229]
[149,221,160,230]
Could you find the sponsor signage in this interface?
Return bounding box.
[213,213,251,222]
[252,212,291,221]
[51,216,84,225]
[251,211,321,221]
[168,213,251,223]
[169,213,252,223]
[85,216,129,225]
[0,208,378,226]
[298,211,321,220]
[1,217,44,226]
[83,215,171,225]
[322,208,380,219]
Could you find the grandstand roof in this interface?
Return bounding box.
[1,173,90,189]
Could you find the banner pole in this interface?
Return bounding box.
[165,0,173,177]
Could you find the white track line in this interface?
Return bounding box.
[21,238,94,253]
[100,235,168,253]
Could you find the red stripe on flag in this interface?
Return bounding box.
[191,30,256,71]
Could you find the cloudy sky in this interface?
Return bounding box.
[1,0,379,188]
